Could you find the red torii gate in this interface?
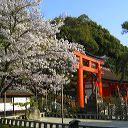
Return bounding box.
[74,51,104,108]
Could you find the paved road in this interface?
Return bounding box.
[40,117,128,128]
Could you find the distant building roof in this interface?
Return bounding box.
[1,90,33,98]
[102,68,128,84]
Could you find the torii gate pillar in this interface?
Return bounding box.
[77,56,84,108]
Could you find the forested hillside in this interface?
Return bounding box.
[53,14,128,81]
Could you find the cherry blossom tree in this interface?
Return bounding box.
[0,0,85,95]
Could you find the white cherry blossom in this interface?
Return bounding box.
[0,0,85,95]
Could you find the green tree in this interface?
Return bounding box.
[116,21,128,83]
[54,14,128,85]
[55,14,127,59]
[122,21,128,34]
[107,21,128,85]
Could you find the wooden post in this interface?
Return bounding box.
[4,92,6,117]
[46,88,48,113]
[61,84,64,123]
[13,97,15,115]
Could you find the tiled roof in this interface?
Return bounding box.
[102,68,128,84]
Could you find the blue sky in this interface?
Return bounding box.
[40,0,128,46]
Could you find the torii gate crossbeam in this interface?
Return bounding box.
[74,51,104,108]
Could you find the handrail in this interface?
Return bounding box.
[0,117,119,128]
[0,118,69,128]
[46,112,128,121]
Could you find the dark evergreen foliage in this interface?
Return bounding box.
[53,14,128,81]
